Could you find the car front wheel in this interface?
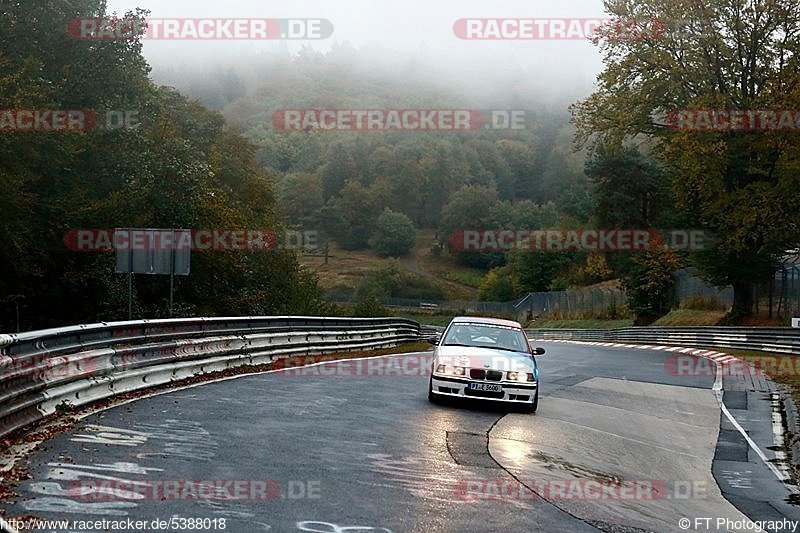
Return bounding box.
[527,388,539,414]
[428,379,439,404]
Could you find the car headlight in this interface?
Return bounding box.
[435,364,465,376]
[508,372,533,382]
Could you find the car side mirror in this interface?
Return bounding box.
[426,335,440,345]
[531,346,545,356]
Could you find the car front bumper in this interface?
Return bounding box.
[431,374,538,403]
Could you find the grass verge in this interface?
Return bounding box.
[526,318,634,329]
[652,309,726,326]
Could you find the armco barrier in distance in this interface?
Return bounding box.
[0,317,422,439]
[526,326,800,355]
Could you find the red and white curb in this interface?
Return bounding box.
[530,338,798,491]
[530,338,737,363]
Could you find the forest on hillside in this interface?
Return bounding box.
[158,48,679,307]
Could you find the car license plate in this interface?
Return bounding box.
[468,382,502,392]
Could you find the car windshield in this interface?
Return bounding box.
[442,323,530,353]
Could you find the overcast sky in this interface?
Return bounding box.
[104,0,609,98]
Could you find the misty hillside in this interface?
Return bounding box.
[152,47,592,231]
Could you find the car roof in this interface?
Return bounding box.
[449,316,523,329]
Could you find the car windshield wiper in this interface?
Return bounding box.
[441,342,475,347]
[490,346,528,353]
[442,343,526,353]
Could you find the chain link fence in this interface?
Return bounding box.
[755,263,800,319]
[330,262,800,320]
[330,295,520,316]
[674,268,733,308]
[675,262,800,319]
[515,287,626,317]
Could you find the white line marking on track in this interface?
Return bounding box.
[716,391,794,487]
[712,361,796,490]
[770,393,793,482]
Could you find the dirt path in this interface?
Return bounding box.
[398,235,477,298]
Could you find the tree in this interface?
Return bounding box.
[276,172,324,225]
[321,141,358,199]
[511,251,578,293]
[257,133,298,173]
[469,140,514,199]
[331,178,391,249]
[354,262,403,301]
[496,139,538,199]
[0,0,327,329]
[585,144,674,278]
[585,145,672,228]
[219,67,246,105]
[478,267,517,301]
[504,200,580,293]
[572,0,800,318]
[623,246,681,325]
[540,124,591,212]
[439,184,506,269]
[370,209,416,257]
[417,140,461,227]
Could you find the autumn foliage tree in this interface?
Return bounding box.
[573,0,800,318]
[623,246,681,325]
[0,0,328,329]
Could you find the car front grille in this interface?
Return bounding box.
[469,369,485,379]
[468,369,505,381]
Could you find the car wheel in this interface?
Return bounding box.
[527,388,539,414]
[428,379,439,404]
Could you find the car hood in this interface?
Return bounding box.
[434,345,535,372]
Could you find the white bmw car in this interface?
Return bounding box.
[427,317,543,413]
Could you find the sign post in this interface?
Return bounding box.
[114,229,191,319]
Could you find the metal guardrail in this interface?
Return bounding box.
[0,316,422,439]
[526,326,800,355]
[419,325,444,337]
